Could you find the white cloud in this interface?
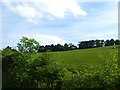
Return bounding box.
[32,34,66,45]
[16,6,36,18]
[84,30,118,40]
[2,0,87,24]
[10,34,66,45]
[60,3,118,41]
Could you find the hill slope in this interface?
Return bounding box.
[48,46,118,66]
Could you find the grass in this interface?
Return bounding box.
[48,46,118,66]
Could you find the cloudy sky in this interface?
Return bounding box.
[1,0,118,49]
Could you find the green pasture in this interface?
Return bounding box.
[48,46,118,66]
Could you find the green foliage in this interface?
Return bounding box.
[2,49,49,88]
[17,36,40,53]
[2,46,17,56]
[2,45,120,89]
[32,62,63,88]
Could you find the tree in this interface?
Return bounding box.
[115,39,120,45]
[2,49,50,88]
[109,39,115,46]
[56,44,63,51]
[78,41,85,49]
[64,43,69,51]
[95,40,101,47]
[105,40,110,46]
[44,45,51,51]
[100,40,105,47]
[38,46,45,52]
[2,46,17,56]
[88,40,95,48]
[69,43,77,50]
[17,36,40,53]
[51,44,55,51]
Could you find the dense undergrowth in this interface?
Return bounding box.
[2,46,120,89]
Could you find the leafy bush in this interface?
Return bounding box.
[2,49,50,88]
[2,47,120,89]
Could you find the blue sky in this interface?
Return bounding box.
[1,0,118,49]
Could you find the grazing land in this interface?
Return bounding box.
[49,46,118,66]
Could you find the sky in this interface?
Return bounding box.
[1,0,119,49]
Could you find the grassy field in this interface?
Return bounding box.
[48,46,118,66]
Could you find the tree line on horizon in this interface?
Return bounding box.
[38,39,120,52]
[3,38,120,52]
